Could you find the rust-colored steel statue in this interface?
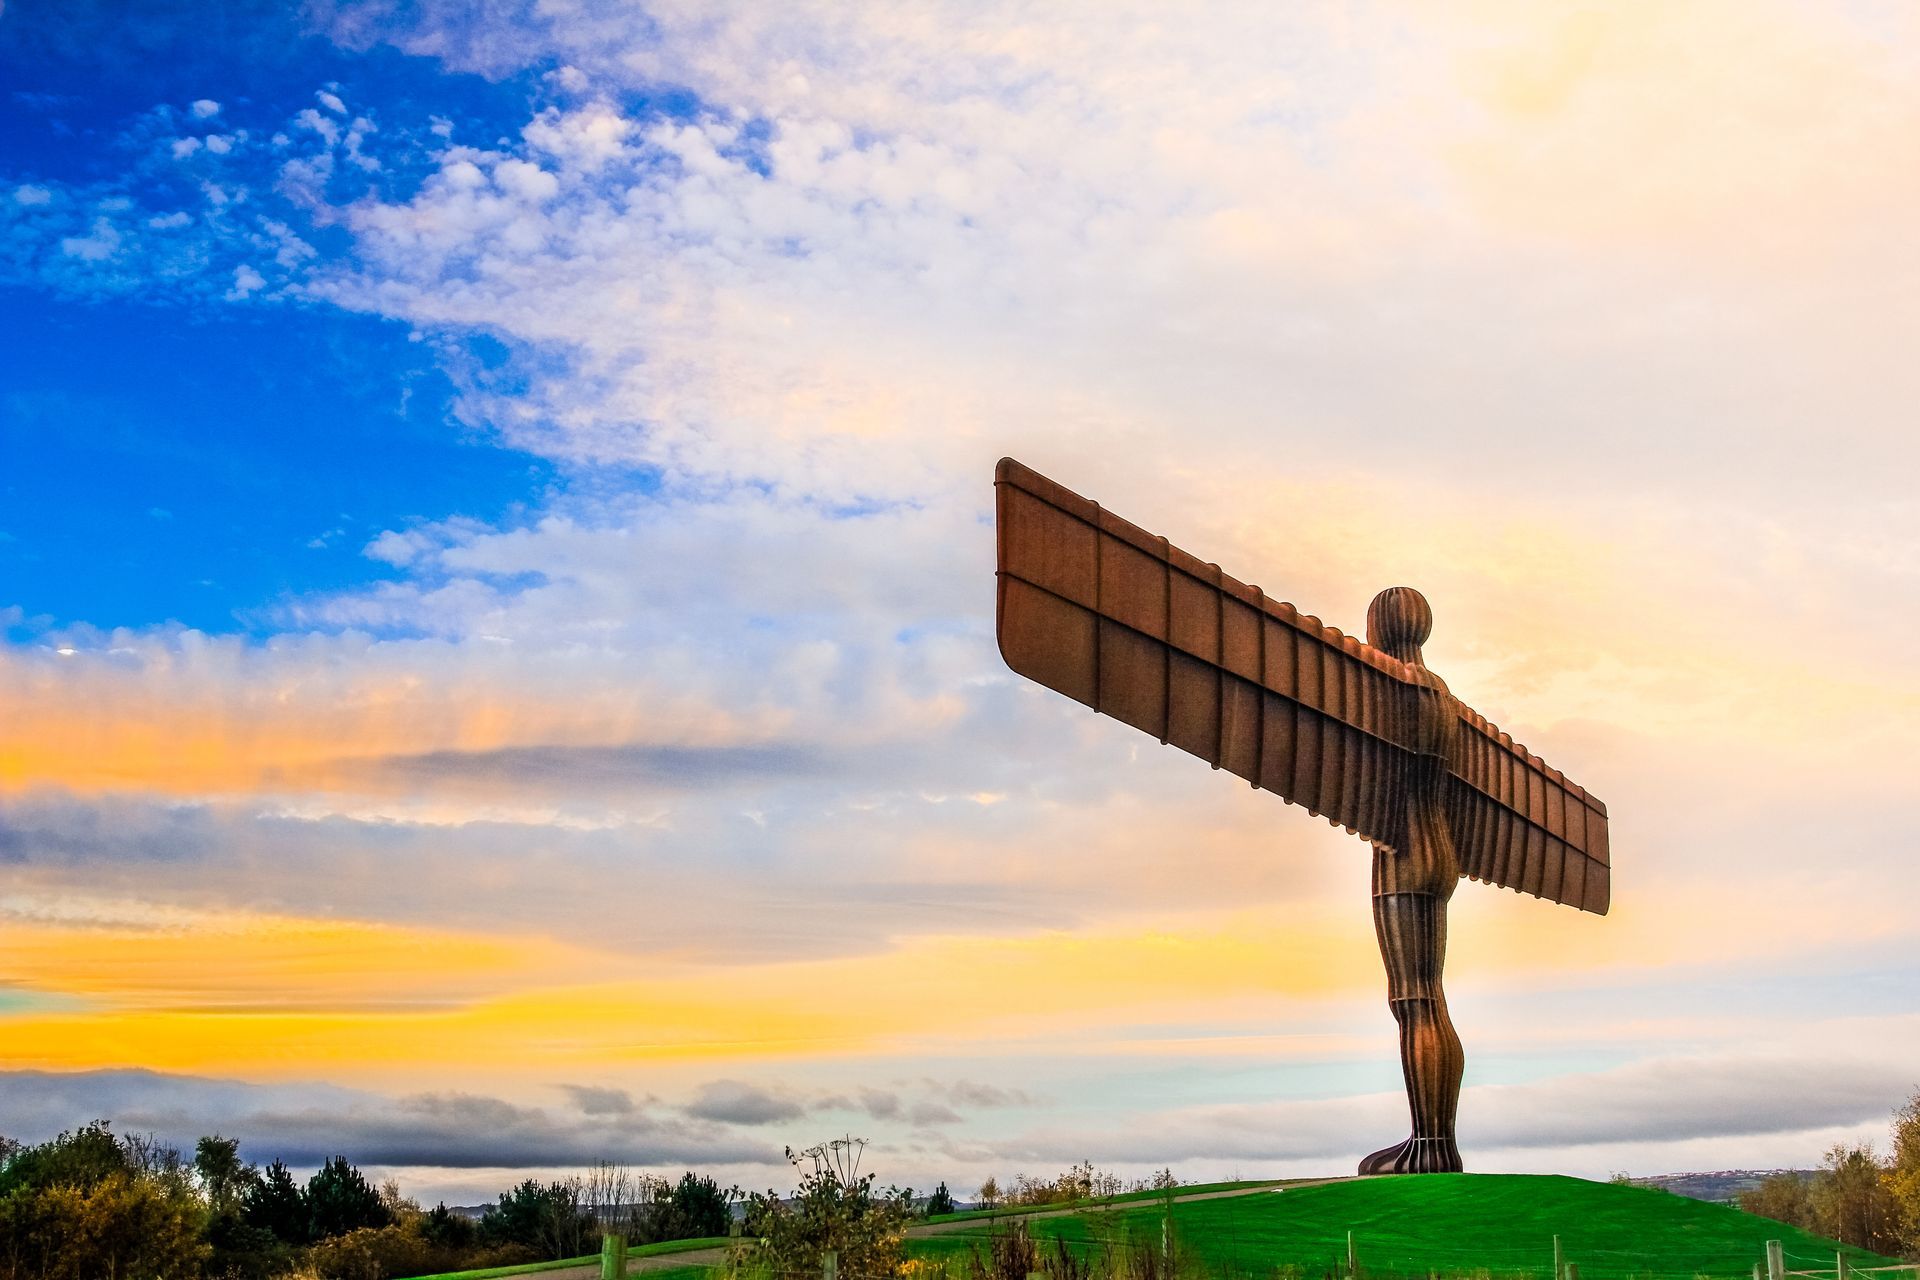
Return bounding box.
[993,459,1611,1174]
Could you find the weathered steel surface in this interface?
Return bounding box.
[994,456,1609,915]
[995,457,1616,1176]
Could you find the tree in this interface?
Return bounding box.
[1742,1172,1816,1231]
[1885,1090,1920,1258]
[976,1176,1000,1211]
[1813,1143,1898,1254]
[306,1156,390,1240]
[643,1172,733,1242]
[925,1182,956,1217]
[244,1159,310,1244]
[194,1134,248,1212]
[480,1178,593,1259]
[423,1201,477,1249]
[0,1120,128,1196]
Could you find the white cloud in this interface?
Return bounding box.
[227,263,266,297]
[59,218,122,261]
[5,3,1920,1179]
[190,99,222,119]
[13,184,53,206]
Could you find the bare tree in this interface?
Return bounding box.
[581,1161,672,1239]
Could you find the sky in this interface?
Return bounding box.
[2,0,1918,1206]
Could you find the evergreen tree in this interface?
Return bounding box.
[925,1182,955,1216]
[480,1178,592,1258]
[424,1201,478,1249]
[641,1172,733,1242]
[306,1155,390,1239]
[243,1159,310,1244]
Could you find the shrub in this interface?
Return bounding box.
[736,1140,912,1278]
[0,1171,207,1280]
[0,1120,129,1197]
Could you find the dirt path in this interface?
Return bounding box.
[538,1180,1346,1278]
[906,1181,1334,1237]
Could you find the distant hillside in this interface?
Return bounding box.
[1630,1170,1818,1204]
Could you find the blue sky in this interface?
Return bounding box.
[0,293,556,633]
[2,0,1918,1206]
[0,7,562,634]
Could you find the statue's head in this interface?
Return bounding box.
[1367,586,1432,666]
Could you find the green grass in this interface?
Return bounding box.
[405,1235,731,1280]
[921,1180,1291,1226]
[915,1175,1911,1279]
[402,1255,598,1280]
[630,1237,731,1258]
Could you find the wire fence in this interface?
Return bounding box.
[629,1226,1920,1280]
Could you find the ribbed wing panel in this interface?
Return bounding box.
[1445,712,1611,914]
[995,457,1415,849]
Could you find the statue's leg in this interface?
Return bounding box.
[1359,880,1464,1174]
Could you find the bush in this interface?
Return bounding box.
[0,1171,207,1280]
[0,1120,129,1197]
[305,1218,537,1280]
[736,1140,912,1278]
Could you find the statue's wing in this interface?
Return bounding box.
[995,457,1415,849]
[1445,716,1611,914]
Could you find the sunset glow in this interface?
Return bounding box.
[2,0,1916,1202]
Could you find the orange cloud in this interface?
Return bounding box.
[2,876,1887,1086]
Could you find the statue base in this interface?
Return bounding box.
[1358,1135,1463,1175]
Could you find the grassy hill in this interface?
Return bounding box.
[912,1175,1909,1279]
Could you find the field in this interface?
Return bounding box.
[911,1176,1909,1280]
[412,1176,1911,1280]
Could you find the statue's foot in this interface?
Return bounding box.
[1357,1136,1462,1175]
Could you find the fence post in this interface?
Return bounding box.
[1163,1214,1172,1266]
[599,1232,626,1280]
[1554,1234,1565,1280]
[1754,1264,1763,1280]
[1768,1240,1786,1280]
[823,1248,839,1280]
[1568,1265,1580,1280]
[1348,1229,1358,1279]
[1837,1252,1847,1280]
